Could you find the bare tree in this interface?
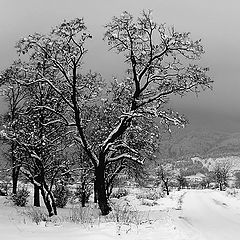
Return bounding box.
[1,61,71,216]
[212,161,231,191]
[155,164,176,195]
[176,172,187,190]
[3,10,212,215]
[0,64,27,194]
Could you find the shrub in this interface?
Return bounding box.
[141,199,158,206]
[53,184,71,208]
[68,205,99,226]
[136,188,162,201]
[0,188,7,196]
[0,182,9,196]
[111,188,129,199]
[22,206,48,225]
[107,201,138,224]
[226,188,239,197]
[11,187,30,207]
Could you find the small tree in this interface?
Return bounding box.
[155,164,176,195]
[212,161,231,191]
[176,172,187,190]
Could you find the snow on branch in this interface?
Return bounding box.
[158,110,186,127]
[32,105,75,126]
[109,142,139,155]
[107,153,143,165]
[20,168,41,187]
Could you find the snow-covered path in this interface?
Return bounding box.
[177,190,240,240]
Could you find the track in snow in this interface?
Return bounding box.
[177,190,240,240]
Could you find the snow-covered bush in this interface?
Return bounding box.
[107,200,141,225]
[68,205,99,225]
[111,188,129,199]
[136,188,163,201]
[0,182,9,196]
[0,187,7,196]
[226,188,239,198]
[11,187,30,207]
[53,185,71,208]
[141,199,158,206]
[22,206,48,225]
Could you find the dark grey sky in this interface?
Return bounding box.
[0,0,240,132]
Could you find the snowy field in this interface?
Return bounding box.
[0,189,188,240]
[1,189,240,240]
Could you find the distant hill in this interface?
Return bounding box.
[158,129,240,159]
[208,132,240,157]
[155,129,240,175]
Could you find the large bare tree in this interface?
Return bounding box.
[2,11,212,215]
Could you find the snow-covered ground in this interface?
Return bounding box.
[0,189,187,240]
[2,189,240,240]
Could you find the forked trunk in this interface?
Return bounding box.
[95,164,111,215]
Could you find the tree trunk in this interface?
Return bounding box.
[219,182,223,191]
[33,175,41,206]
[81,191,86,207]
[95,165,111,215]
[40,186,57,217]
[34,185,40,207]
[12,166,20,194]
[44,181,57,215]
[81,181,86,207]
[106,182,113,199]
[48,191,57,215]
[164,181,169,195]
[93,179,98,203]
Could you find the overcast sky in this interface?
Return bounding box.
[0,0,240,133]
